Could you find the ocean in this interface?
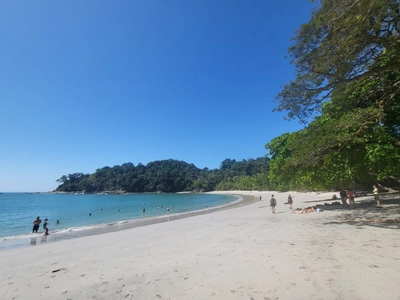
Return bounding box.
[0,192,239,250]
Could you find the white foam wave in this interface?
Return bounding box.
[1,195,242,243]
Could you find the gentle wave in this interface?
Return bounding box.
[1,196,242,244]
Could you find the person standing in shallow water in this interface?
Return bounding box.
[270,195,277,213]
[32,217,41,233]
[43,219,48,230]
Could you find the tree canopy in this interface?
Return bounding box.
[268,0,400,190]
[276,0,400,122]
[55,157,271,193]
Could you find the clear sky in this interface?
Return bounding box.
[0,0,316,192]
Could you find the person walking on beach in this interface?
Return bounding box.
[32,216,41,233]
[270,195,277,213]
[339,190,348,208]
[287,194,293,209]
[373,185,381,206]
[347,189,356,208]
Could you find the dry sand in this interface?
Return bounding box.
[1,191,400,300]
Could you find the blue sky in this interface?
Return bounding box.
[0,1,316,192]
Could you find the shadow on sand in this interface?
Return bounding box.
[320,194,400,230]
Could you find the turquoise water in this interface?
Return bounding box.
[0,193,238,249]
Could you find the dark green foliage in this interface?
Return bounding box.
[276,0,400,122]
[268,0,400,191]
[55,157,271,193]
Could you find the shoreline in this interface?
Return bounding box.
[1,191,399,299]
[0,194,258,251]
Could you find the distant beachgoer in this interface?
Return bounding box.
[166,206,170,212]
[373,185,381,206]
[270,195,277,213]
[259,195,262,201]
[142,207,146,213]
[340,190,348,207]
[56,220,60,224]
[332,194,337,200]
[89,213,92,216]
[287,194,293,209]
[347,189,356,208]
[43,219,48,230]
[295,206,315,214]
[32,217,41,233]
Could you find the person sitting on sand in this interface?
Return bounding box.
[270,195,277,213]
[287,194,293,209]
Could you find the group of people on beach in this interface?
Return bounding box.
[334,185,381,208]
[268,194,293,213]
[338,189,356,208]
[267,185,382,215]
[32,216,50,235]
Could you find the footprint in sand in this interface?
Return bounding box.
[312,281,322,291]
[369,264,379,268]
[299,265,307,269]
[326,278,335,287]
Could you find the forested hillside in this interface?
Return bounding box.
[55,157,270,193]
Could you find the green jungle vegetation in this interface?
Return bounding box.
[268,0,400,191]
[55,158,271,193]
[56,0,400,193]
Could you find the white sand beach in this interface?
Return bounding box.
[1,191,400,300]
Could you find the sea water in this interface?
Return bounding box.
[0,193,238,250]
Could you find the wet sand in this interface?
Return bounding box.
[0,194,256,250]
